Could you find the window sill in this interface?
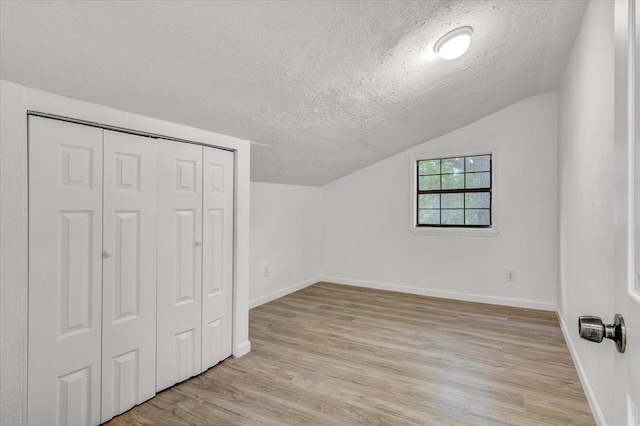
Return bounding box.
[408,226,500,237]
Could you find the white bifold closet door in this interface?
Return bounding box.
[101,130,157,422]
[201,147,234,370]
[156,141,234,391]
[28,117,158,425]
[28,116,104,426]
[28,117,234,423]
[156,140,204,391]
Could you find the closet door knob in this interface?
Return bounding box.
[103,248,114,258]
[195,238,203,246]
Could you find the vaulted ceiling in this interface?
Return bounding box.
[0,1,587,185]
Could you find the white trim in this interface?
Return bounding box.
[234,340,252,358]
[249,276,321,309]
[624,0,639,304]
[321,275,555,311]
[232,134,252,364]
[557,311,607,426]
[408,225,500,237]
[0,80,29,426]
[408,148,500,236]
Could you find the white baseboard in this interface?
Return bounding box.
[234,340,251,358]
[249,275,321,309]
[320,275,556,311]
[557,312,606,426]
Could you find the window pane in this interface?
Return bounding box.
[418,209,440,225]
[441,193,463,208]
[465,155,491,172]
[418,175,440,191]
[465,192,491,208]
[418,159,440,175]
[465,172,490,189]
[441,209,464,225]
[441,173,464,189]
[442,157,464,174]
[465,209,490,225]
[418,194,440,209]
[416,153,492,228]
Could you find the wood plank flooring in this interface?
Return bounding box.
[106,282,594,425]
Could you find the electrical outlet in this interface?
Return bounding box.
[264,266,270,278]
[506,269,516,282]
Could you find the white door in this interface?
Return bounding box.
[613,1,640,425]
[101,131,157,422]
[201,147,234,370]
[156,140,203,392]
[28,116,103,426]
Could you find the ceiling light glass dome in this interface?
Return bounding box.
[434,26,473,60]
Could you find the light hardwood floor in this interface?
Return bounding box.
[106,282,594,425]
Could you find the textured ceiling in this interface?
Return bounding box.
[0,1,587,185]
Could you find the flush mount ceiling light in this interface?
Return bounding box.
[434,26,473,60]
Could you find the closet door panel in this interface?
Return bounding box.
[202,147,234,370]
[101,131,157,422]
[157,140,203,392]
[28,116,103,426]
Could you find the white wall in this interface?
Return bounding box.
[322,93,559,310]
[249,182,323,308]
[0,80,252,426]
[557,1,614,424]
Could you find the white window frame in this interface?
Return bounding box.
[408,148,500,237]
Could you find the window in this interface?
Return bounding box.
[416,154,492,227]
